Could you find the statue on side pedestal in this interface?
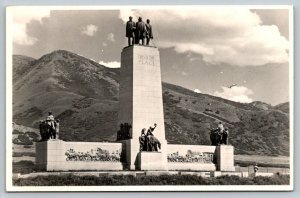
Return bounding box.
[209,127,229,146]
[139,123,161,152]
[39,112,60,141]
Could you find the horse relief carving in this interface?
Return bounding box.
[65,148,121,162]
[167,150,214,163]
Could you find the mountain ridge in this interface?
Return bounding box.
[12,50,290,156]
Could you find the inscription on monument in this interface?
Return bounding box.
[138,55,155,66]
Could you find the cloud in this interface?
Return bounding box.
[107,33,115,42]
[81,24,98,36]
[119,8,289,66]
[11,7,51,45]
[214,86,253,103]
[194,89,201,93]
[99,61,120,68]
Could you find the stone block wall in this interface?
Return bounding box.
[166,144,217,171]
[36,140,123,171]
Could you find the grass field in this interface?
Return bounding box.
[235,155,289,166]
[13,174,290,186]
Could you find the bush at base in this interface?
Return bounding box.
[13,174,290,186]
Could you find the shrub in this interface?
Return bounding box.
[25,132,39,142]
[13,152,35,157]
[13,161,36,174]
[13,153,23,157]
[13,174,290,186]
[13,130,23,135]
[13,134,33,145]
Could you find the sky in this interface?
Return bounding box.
[10,7,291,105]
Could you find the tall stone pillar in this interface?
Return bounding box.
[119,45,167,170]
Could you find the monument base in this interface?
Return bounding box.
[168,163,216,171]
[216,145,235,171]
[137,152,168,171]
[120,138,168,170]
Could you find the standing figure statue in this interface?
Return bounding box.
[218,122,224,133]
[254,163,259,176]
[135,17,147,45]
[46,111,56,139]
[139,128,147,151]
[39,120,47,141]
[126,16,136,46]
[117,124,124,141]
[55,119,60,139]
[222,128,229,145]
[145,19,153,46]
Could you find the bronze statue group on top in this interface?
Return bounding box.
[126,16,153,46]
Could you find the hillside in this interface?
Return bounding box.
[12,50,290,156]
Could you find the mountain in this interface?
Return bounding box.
[12,50,290,156]
[13,55,36,82]
[250,101,271,110]
[274,102,289,114]
[13,50,119,141]
[162,83,289,156]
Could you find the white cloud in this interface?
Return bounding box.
[107,33,115,42]
[102,42,108,47]
[214,86,253,103]
[81,24,98,36]
[99,61,120,68]
[11,7,51,45]
[194,89,201,93]
[119,8,289,66]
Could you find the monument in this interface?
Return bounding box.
[36,16,235,173]
[118,45,168,170]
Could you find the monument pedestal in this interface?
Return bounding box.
[36,139,123,171]
[216,145,235,171]
[137,152,168,171]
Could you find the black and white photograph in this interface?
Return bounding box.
[6,5,293,191]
